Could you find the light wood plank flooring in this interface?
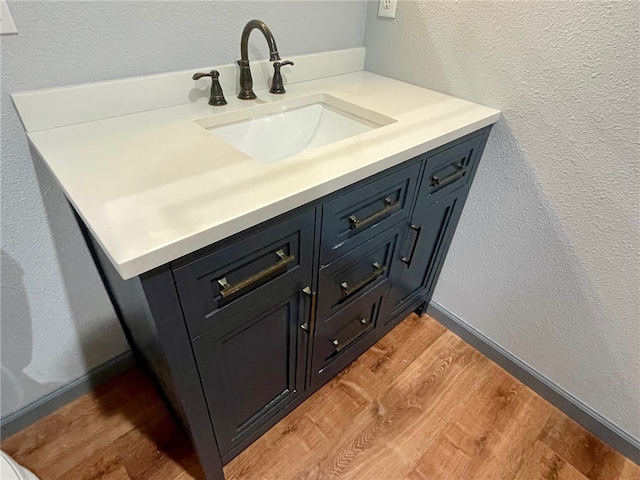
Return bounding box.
[2,314,637,480]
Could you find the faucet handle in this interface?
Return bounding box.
[273,60,294,69]
[270,61,294,94]
[192,70,227,106]
[192,70,219,81]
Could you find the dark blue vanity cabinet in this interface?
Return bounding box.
[84,126,492,480]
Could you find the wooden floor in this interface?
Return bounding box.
[2,315,637,480]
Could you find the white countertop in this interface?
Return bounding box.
[22,68,500,279]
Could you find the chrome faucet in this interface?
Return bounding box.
[237,20,281,100]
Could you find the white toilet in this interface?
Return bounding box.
[0,451,40,480]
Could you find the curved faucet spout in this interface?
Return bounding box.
[240,19,280,62]
[237,19,281,100]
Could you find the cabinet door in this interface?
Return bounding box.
[386,192,463,321]
[192,280,310,457]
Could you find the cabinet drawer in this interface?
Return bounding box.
[311,283,387,389]
[320,162,420,265]
[316,224,401,322]
[174,209,315,339]
[415,133,484,210]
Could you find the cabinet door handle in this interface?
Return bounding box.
[331,318,370,354]
[302,286,317,335]
[401,224,422,268]
[348,197,400,230]
[431,163,468,187]
[217,249,295,298]
[340,262,386,298]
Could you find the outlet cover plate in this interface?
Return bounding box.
[378,0,398,19]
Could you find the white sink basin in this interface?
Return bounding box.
[195,94,396,164]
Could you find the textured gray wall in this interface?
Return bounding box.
[365,1,639,439]
[1,0,367,418]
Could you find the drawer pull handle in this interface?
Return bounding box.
[348,197,400,230]
[217,249,295,298]
[301,286,317,335]
[401,224,422,268]
[331,318,370,353]
[431,163,468,188]
[340,262,386,298]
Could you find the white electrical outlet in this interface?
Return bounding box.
[378,0,398,19]
[1,0,18,35]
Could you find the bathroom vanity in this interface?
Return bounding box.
[13,47,500,480]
